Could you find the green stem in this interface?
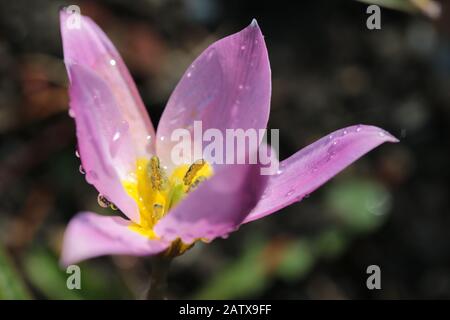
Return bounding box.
[145,256,172,300]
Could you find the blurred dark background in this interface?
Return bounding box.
[0,0,449,299]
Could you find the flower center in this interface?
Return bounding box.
[123,157,213,241]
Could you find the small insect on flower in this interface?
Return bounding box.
[59,11,398,266]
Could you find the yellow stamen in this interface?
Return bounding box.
[123,156,213,255]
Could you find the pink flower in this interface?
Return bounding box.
[59,11,398,266]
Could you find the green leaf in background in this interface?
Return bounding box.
[276,240,315,281]
[193,238,268,299]
[0,245,31,299]
[313,228,349,260]
[24,247,132,299]
[325,178,391,233]
[24,247,81,299]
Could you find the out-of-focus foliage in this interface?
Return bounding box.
[24,247,132,299]
[326,178,390,233]
[0,246,30,299]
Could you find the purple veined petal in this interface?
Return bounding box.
[156,19,271,171]
[61,212,169,266]
[68,63,140,222]
[60,10,155,157]
[243,125,399,223]
[154,161,269,244]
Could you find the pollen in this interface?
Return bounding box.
[123,157,213,250]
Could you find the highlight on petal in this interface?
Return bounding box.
[61,212,169,266]
[156,19,271,170]
[154,161,269,244]
[243,125,399,223]
[60,10,155,157]
[68,64,140,222]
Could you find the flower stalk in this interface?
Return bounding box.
[145,256,172,300]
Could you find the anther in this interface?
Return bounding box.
[183,159,206,186]
[148,156,167,190]
[187,176,207,192]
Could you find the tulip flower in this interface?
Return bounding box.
[59,11,398,268]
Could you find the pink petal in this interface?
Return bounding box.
[156,20,271,169]
[154,162,268,244]
[243,125,399,223]
[68,63,140,222]
[61,212,169,266]
[60,11,155,157]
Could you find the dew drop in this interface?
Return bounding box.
[356,125,362,132]
[109,59,116,66]
[68,109,75,118]
[110,121,129,157]
[75,149,80,158]
[240,45,246,50]
[160,136,165,141]
[79,165,85,175]
[187,72,192,78]
[276,169,283,175]
[343,129,348,135]
[261,188,271,199]
[97,194,111,208]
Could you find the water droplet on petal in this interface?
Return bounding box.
[343,130,348,135]
[240,45,246,50]
[79,165,85,175]
[68,109,75,118]
[110,121,129,157]
[75,149,80,158]
[187,72,192,78]
[277,169,283,175]
[97,194,111,208]
[356,125,362,132]
[109,59,116,66]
